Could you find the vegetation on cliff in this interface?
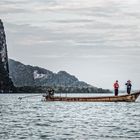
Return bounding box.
[0,59,15,92]
[9,59,111,93]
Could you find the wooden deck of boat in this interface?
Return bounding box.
[43,91,140,102]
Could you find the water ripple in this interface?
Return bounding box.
[0,94,140,140]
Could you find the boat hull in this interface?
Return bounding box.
[43,92,140,102]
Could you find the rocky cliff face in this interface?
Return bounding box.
[9,59,90,87]
[0,19,14,92]
[0,19,9,72]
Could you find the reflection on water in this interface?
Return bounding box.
[0,94,140,140]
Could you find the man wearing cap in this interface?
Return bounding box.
[125,80,132,94]
[113,80,119,96]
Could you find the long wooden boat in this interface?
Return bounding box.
[43,91,140,102]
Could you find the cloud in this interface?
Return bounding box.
[0,0,30,14]
[1,0,140,89]
[0,6,27,14]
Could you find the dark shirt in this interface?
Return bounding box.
[125,83,132,89]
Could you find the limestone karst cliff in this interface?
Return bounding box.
[0,19,14,92]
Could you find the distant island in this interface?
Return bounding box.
[9,59,111,93]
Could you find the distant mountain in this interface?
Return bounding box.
[9,59,90,87]
[8,59,111,93]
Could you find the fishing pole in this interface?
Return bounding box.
[18,88,55,100]
[18,94,43,100]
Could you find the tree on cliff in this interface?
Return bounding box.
[0,59,15,92]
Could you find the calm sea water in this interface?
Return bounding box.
[0,93,140,140]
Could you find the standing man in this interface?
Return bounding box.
[125,80,132,94]
[114,80,119,96]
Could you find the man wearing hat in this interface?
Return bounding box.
[125,80,132,94]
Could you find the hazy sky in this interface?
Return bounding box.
[1,0,140,90]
